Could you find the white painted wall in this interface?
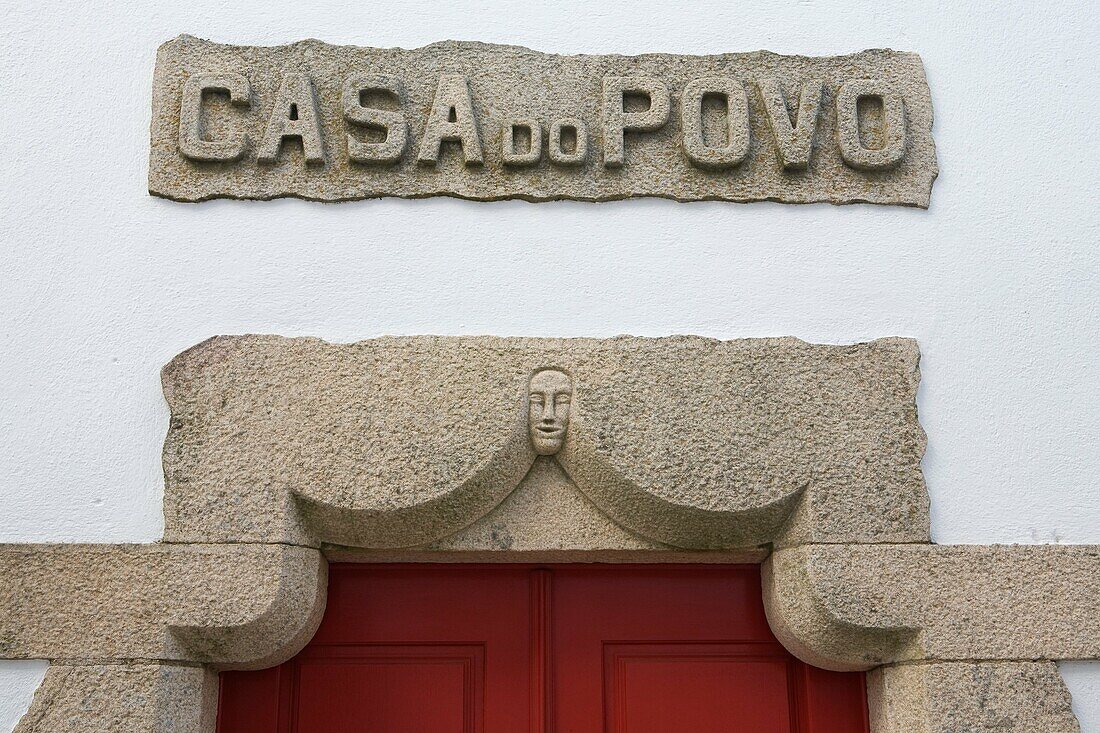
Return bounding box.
[1,0,1097,728]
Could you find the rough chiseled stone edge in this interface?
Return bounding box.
[774,335,929,548]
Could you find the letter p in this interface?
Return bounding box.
[601,76,670,168]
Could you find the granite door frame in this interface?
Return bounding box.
[2,335,1097,732]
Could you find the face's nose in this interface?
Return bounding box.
[541,395,557,422]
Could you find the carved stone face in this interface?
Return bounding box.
[527,369,573,455]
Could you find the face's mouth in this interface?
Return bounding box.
[536,425,563,436]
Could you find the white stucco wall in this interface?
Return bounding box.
[1,0,1097,729]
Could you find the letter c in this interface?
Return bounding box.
[178,72,251,162]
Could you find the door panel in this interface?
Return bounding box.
[603,644,794,733]
[305,565,529,733]
[293,645,483,733]
[218,565,867,733]
[551,566,789,732]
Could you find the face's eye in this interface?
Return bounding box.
[529,395,545,405]
[555,394,572,405]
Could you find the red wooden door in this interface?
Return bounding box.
[218,565,868,733]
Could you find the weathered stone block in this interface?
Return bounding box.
[161,335,928,549]
[150,37,938,206]
[867,662,1081,733]
[764,544,1100,670]
[13,664,217,733]
[0,544,325,668]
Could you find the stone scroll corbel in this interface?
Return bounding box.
[761,545,923,672]
[165,545,328,670]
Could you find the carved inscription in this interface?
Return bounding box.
[150,38,938,206]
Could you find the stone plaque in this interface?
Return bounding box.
[149,37,938,206]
